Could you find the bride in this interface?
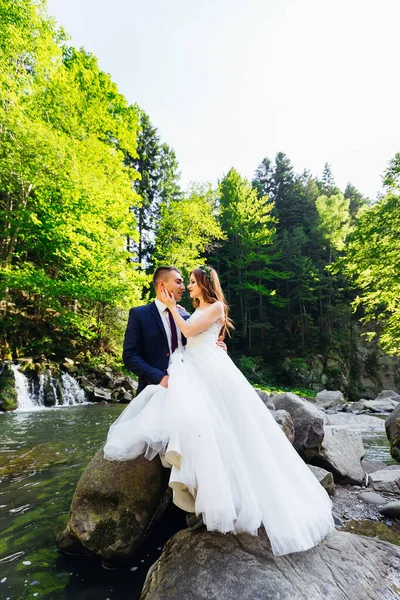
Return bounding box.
[104,266,334,556]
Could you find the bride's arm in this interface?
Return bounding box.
[161,291,224,338]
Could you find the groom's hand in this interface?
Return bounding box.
[160,375,169,388]
[216,337,227,352]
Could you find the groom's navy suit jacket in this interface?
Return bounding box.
[123,301,191,395]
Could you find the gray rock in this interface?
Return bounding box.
[344,401,367,413]
[311,426,365,485]
[380,501,400,519]
[255,389,275,410]
[93,387,111,401]
[269,409,295,443]
[101,372,114,386]
[315,390,346,409]
[273,393,326,458]
[325,412,385,431]
[42,369,58,406]
[307,465,335,496]
[358,491,388,505]
[385,402,400,462]
[122,377,138,392]
[363,398,399,413]
[368,468,400,495]
[62,362,78,374]
[57,447,170,563]
[123,392,133,402]
[140,528,400,600]
[361,459,388,474]
[332,512,344,526]
[375,390,400,402]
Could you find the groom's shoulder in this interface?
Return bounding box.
[129,302,155,317]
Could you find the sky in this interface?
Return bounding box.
[46,0,400,200]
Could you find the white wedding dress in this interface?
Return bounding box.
[104,309,335,556]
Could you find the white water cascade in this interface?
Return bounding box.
[8,364,88,411]
[10,364,37,411]
[60,372,86,406]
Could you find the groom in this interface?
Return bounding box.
[123,266,189,394]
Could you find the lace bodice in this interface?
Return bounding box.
[186,309,223,349]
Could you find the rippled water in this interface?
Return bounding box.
[0,405,184,600]
[0,405,394,599]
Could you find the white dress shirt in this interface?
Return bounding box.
[154,298,184,357]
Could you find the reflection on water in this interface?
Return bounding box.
[0,405,395,599]
[0,405,184,600]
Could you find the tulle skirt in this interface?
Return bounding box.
[104,343,335,556]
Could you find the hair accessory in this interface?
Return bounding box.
[199,265,213,281]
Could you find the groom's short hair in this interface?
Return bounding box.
[152,266,181,290]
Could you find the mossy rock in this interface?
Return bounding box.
[342,518,400,546]
[0,365,18,411]
[57,446,170,563]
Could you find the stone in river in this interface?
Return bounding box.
[58,446,170,563]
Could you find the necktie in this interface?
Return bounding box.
[166,308,178,353]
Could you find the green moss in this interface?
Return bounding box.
[343,519,400,546]
[90,518,118,549]
[253,382,318,398]
[0,367,18,411]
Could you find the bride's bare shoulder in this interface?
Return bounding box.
[210,301,224,315]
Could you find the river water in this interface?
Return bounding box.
[0,404,394,600]
[0,405,185,600]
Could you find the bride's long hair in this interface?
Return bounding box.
[191,266,234,338]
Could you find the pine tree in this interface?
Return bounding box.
[215,169,279,350]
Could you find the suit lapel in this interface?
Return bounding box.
[149,302,169,347]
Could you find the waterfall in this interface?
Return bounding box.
[8,364,87,411]
[10,364,37,411]
[60,372,86,406]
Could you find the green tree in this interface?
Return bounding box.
[216,169,279,349]
[153,184,223,277]
[130,110,182,266]
[340,189,400,354]
[344,182,369,219]
[315,193,352,253]
[0,0,147,358]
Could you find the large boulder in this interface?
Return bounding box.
[140,528,400,600]
[315,390,346,409]
[385,402,400,462]
[272,393,326,458]
[326,412,385,432]
[363,396,399,413]
[361,458,388,474]
[310,426,365,485]
[368,467,400,495]
[58,447,170,563]
[375,389,400,403]
[269,409,295,443]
